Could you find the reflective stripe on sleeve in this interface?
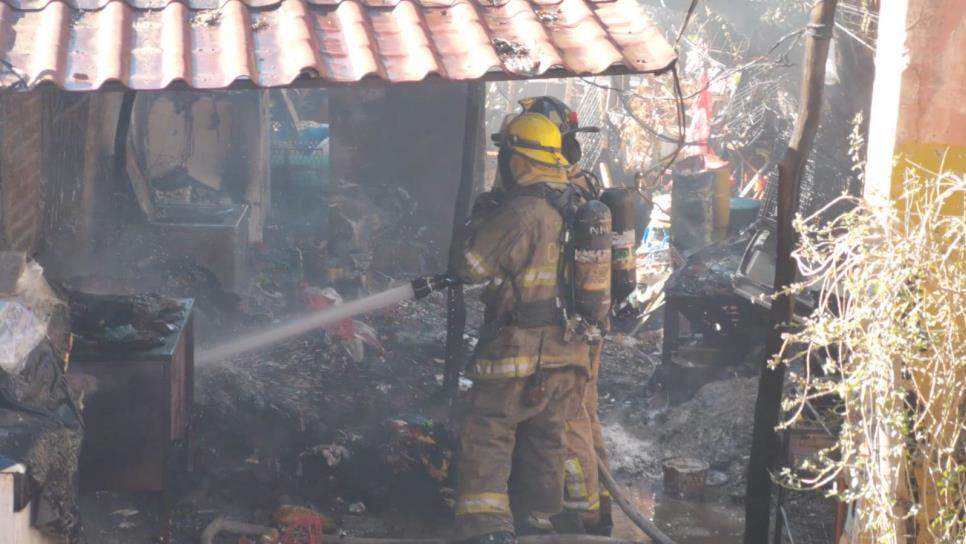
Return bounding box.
[465,251,491,279]
[455,492,511,516]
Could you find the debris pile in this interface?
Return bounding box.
[384,415,457,508]
[67,292,185,350]
[613,376,758,496]
[0,258,83,540]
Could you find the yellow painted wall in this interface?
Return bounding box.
[861,1,965,542]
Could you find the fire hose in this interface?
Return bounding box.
[597,460,676,544]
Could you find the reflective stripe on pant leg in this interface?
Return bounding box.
[563,458,592,510]
[456,492,512,516]
[587,492,600,512]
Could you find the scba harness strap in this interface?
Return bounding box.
[502,182,581,329]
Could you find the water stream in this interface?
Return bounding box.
[197,283,417,365]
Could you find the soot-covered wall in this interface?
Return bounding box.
[329,81,481,262]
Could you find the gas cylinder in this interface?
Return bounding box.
[573,200,612,324]
[600,188,638,304]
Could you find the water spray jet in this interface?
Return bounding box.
[197,275,456,365]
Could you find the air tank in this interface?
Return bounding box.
[573,200,612,324]
[600,188,638,305]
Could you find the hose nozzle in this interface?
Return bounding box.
[411,273,461,299]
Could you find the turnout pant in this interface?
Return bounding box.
[562,341,610,526]
[454,369,584,541]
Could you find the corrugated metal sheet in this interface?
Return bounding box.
[0,0,675,91]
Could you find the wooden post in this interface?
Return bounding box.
[443,82,485,396]
[743,2,838,542]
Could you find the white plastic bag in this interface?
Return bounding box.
[0,261,64,374]
[0,300,46,374]
[14,261,60,325]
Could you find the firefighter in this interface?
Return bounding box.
[514,96,613,536]
[453,113,593,544]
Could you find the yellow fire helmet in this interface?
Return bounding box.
[498,112,570,168]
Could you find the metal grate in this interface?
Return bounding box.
[757,121,851,227]
[573,80,607,168]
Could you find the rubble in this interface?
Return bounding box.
[384,415,456,485]
[300,444,352,468]
[0,261,83,540]
[629,376,758,495]
[602,423,659,479]
[66,292,184,350]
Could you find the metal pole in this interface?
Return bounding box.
[443,82,485,396]
[743,2,838,542]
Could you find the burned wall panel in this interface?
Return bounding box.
[32,91,124,280]
[128,91,270,244]
[0,91,44,253]
[329,82,477,267]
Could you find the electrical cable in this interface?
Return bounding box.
[674,0,701,44]
[578,28,802,103]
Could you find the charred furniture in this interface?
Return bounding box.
[69,298,194,542]
[660,234,767,369]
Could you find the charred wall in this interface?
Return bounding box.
[329,81,478,262]
[0,90,44,253]
[0,89,125,264]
